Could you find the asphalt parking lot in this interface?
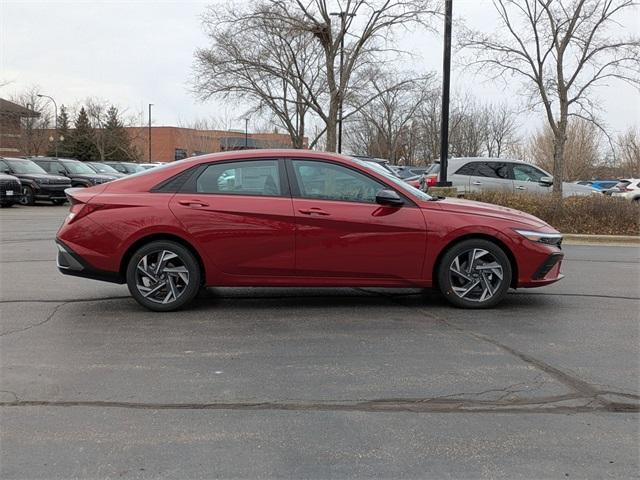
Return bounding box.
[1,205,639,479]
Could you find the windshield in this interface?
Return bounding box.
[64,161,96,174]
[123,163,146,173]
[89,163,119,174]
[353,158,432,201]
[6,159,48,175]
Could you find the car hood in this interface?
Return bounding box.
[430,197,552,230]
[70,173,117,181]
[15,173,71,184]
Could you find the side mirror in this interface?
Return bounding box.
[539,176,553,186]
[3,169,11,175]
[376,189,404,206]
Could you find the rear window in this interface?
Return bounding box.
[425,163,440,174]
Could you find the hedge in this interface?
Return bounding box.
[460,191,640,236]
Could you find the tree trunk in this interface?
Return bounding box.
[325,99,339,152]
[552,121,567,198]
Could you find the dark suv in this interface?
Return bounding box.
[30,157,118,187]
[0,157,71,205]
[0,173,22,207]
[103,161,146,175]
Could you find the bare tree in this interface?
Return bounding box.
[616,127,640,177]
[345,71,435,162]
[484,102,519,157]
[193,0,439,152]
[529,118,604,180]
[10,85,52,156]
[460,0,640,196]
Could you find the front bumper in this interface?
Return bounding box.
[519,251,564,287]
[34,184,71,200]
[56,240,124,284]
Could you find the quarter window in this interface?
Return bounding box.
[292,160,383,203]
[196,160,281,196]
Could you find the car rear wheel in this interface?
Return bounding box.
[126,241,201,312]
[437,239,512,308]
[19,186,34,206]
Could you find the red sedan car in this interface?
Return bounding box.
[56,150,564,311]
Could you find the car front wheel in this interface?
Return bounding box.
[19,186,34,206]
[126,240,201,312]
[437,239,512,308]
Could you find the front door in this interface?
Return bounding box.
[511,163,548,194]
[288,159,427,281]
[169,158,296,277]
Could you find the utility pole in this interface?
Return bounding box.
[37,94,58,157]
[437,0,453,186]
[148,104,153,162]
[330,11,355,154]
[245,118,249,148]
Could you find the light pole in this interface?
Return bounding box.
[245,118,249,148]
[37,94,58,157]
[330,11,355,154]
[437,0,453,187]
[148,103,153,161]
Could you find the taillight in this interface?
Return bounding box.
[426,175,438,187]
[66,203,104,224]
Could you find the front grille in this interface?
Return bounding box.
[0,179,21,196]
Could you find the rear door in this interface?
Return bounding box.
[169,158,296,277]
[460,161,513,193]
[288,159,427,281]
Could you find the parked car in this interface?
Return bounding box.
[139,163,161,170]
[0,157,71,205]
[356,157,421,189]
[0,173,22,207]
[576,180,620,195]
[611,178,640,202]
[56,150,564,311]
[31,157,118,187]
[103,161,146,175]
[85,162,126,178]
[422,158,598,197]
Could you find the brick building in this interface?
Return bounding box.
[127,126,306,162]
[0,98,40,157]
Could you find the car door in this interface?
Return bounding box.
[461,161,513,192]
[169,158,296,277]
[511,163,548,194]
[288,158,427,281]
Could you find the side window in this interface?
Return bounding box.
[455,163,478,176]
[487,162,510,179]
[475,162,503,179]
[48,161,65,175]
[512,164,546,182]
[196,160,281,196]
[35,161,50,173]
[292,160,383,204]
[0,160,9,172]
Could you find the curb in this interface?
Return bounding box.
[563,234,640,246]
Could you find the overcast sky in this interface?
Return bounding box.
[1,0,639,136]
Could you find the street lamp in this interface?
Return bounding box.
[37,94,58,157]
[330,11,356,154]
[437,0,453,187]
[148,104,153,161]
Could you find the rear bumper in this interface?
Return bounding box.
[56,240,124,284]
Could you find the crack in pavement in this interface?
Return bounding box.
[0,302,68,337]
[1,392,637,413]
[354,288,639,414]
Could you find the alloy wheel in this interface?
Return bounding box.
[448,248,504,302]
[134,249,190,304]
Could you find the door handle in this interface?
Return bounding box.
[178,200,209,207]
[515,186,526,190]
[299,208,330,216]
[472,181,482,185]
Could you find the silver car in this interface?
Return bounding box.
[425,158,598,197]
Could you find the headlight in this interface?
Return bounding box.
[35,178,49,184]
[514,229,562,247]
[90,177,102,184]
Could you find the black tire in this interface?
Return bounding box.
[437,238,512,309]
[126,240,201,312]
[0,202,14,208]
[52,199,66,205]
[19,186,34,206]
